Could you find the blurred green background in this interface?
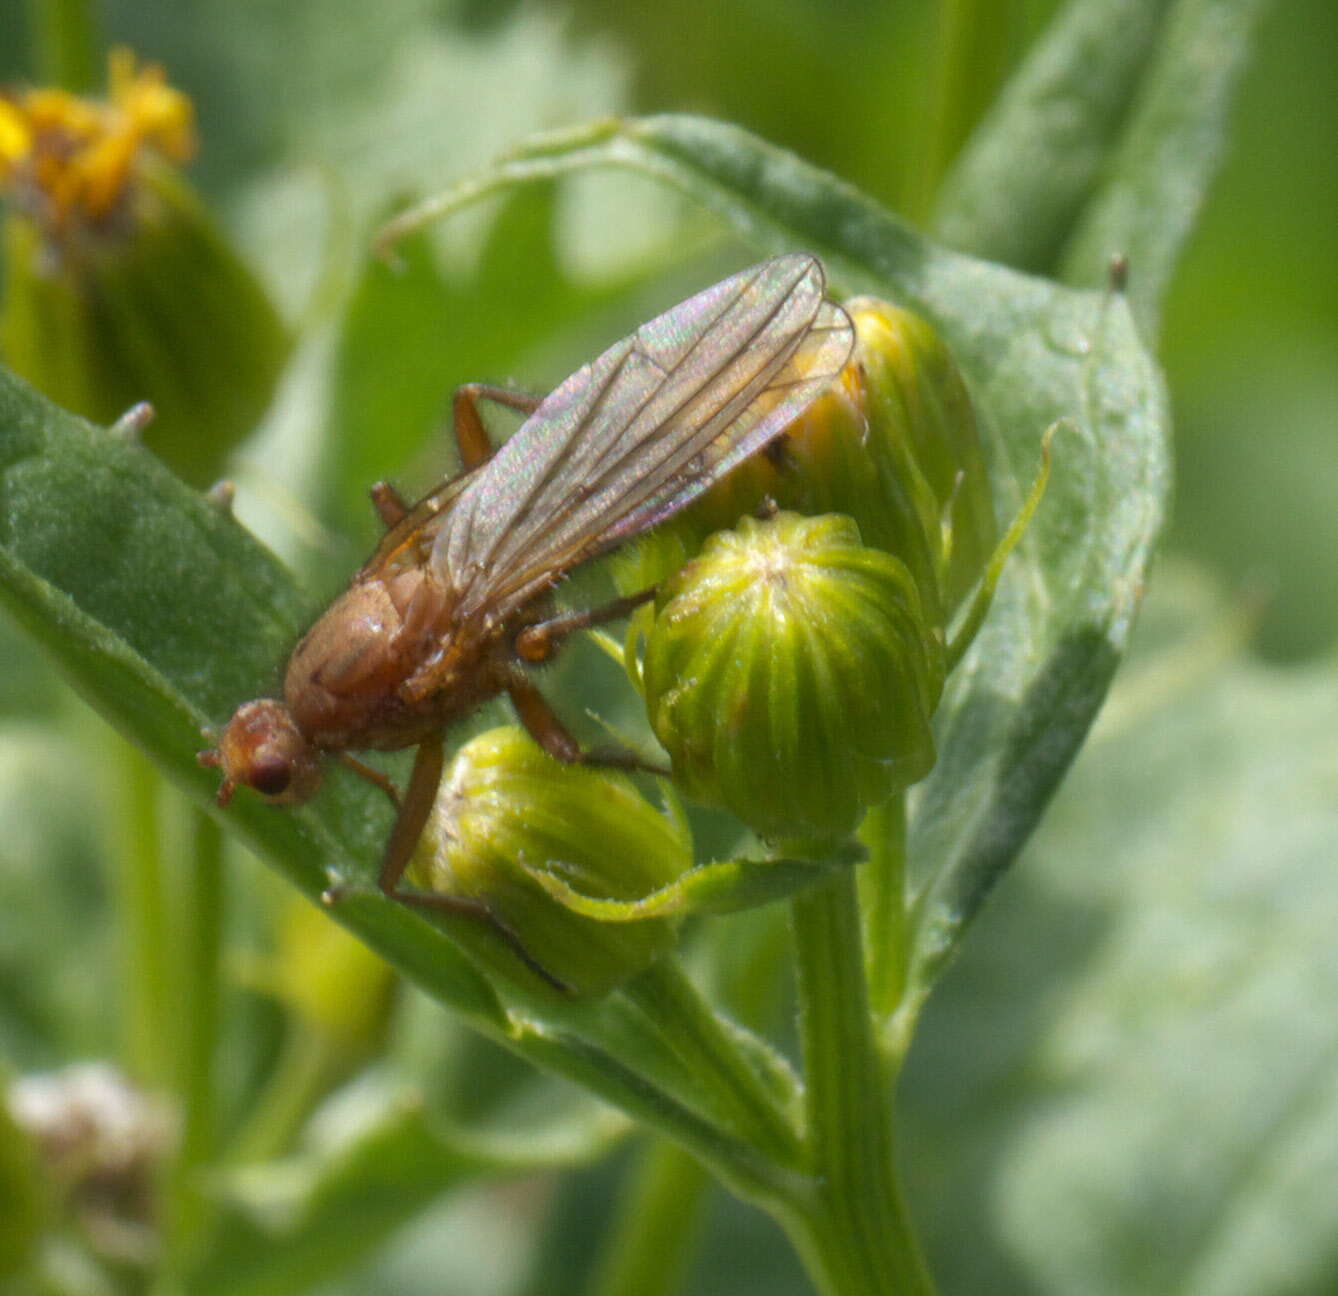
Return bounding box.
[0,2,1333,1293]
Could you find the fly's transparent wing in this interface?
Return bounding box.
[434,254,854,619]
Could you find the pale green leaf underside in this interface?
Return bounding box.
[903,566,1338,1296]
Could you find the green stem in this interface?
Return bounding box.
[786,870,936,1296]
[115,743,170,1086]
[227,1024,341,1166]
[859,796,913,1064]
[26,0,101,90]
[587,1138,711,1296]
[161,809,225,1265]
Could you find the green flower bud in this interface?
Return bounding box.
[615,296,993,635]
[407,727,692,997]
[643,512,943,843]
[846,297,995,620]
[0,51,288,487]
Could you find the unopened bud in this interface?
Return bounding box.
[407,727,691,997]
[616,296,993,637]
[643,512,943,843]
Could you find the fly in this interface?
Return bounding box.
[200,253,854,982]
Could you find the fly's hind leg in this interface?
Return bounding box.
[346,735,569,992]
[452,383,542,470]
[507,672,667,777]
[512,588,656,666]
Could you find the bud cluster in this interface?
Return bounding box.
[346,286,1005,993]
[618,293,995,844]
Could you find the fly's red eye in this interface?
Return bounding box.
[248,757,292,798]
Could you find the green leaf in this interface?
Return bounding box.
[381,113,1170,1009]
[932,0,1175,273]
[1057,0,1276,334]
[0,112,1167,1200]
[902,564,1338,1296]
[933,0,1275,336]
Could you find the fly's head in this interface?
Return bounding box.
[199,699,323,807]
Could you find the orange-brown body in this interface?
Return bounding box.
[203,460,567,812]
[284,570,504,753]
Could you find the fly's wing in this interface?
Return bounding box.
[434,253,854,620]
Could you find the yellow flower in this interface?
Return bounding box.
[1,47,287,486]
[0,47,195,242]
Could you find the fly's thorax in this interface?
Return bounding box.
[283,569,492,748]
[284,574,417,743]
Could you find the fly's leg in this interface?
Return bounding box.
[375,734,445,894]
[452,383,542,470]
[369,482,410,529]
[367,385,542,529]
[512,588,656,665]
[509,588,666,774]
[507,673,667,776]
[350,736,569,992]
[336,752,402,808]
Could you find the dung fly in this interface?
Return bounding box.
[201,253,854,976]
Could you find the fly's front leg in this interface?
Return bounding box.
[370,735,569,992]
[336,752,402,807]
[453,383,542,470]
[507,673,667,776]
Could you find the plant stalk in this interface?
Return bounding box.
[587,1137,711,1296]
[620,957,803,1169]
[859,795,911,1064]
[27,0,101,91]
[161,808,225,1269]
[115,743,170,1087]
[786,869,936,1296]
